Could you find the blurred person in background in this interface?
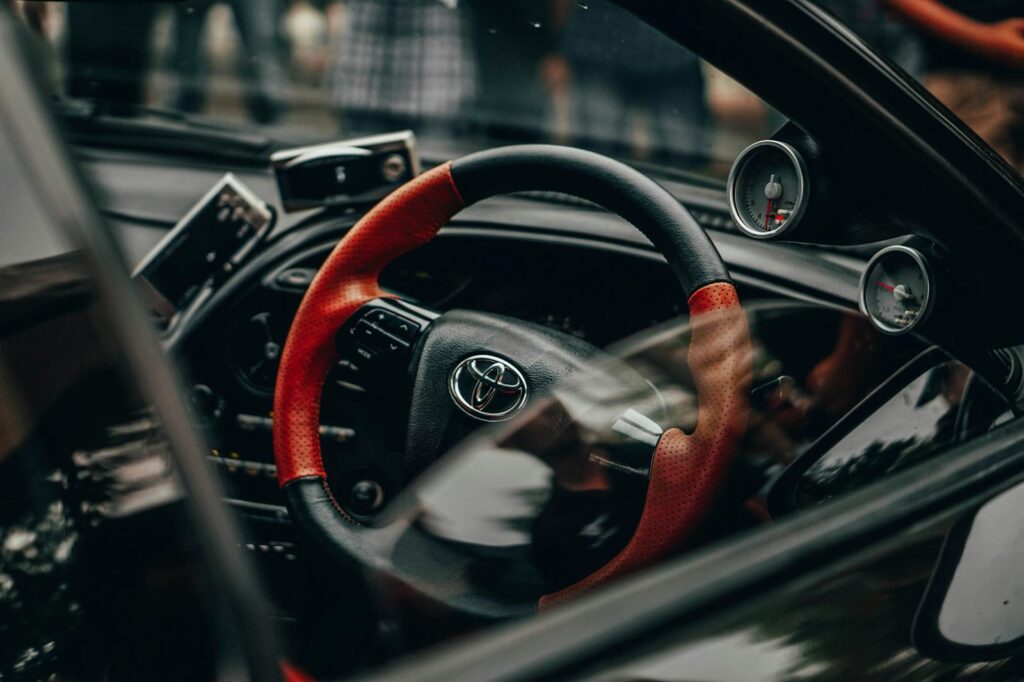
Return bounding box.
[882,0,1024,172]
[171,0,287,124]
[328,0,475,138]
[64,2,160,112]
[466,0,566,142]
[551,2,710,165]
[284,0,332,85]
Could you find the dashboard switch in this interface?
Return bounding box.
[236,414,274,432]
[189,384,225,425]
[275,268,316,289]
[318,425,356,444]
[347,479,384,515]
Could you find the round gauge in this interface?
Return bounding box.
[727,140,809,239]
[860,245,934,335]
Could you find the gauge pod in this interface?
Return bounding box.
[727,140,809,240]
[860,245,935,335]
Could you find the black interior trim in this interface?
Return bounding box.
[165,212,862,354]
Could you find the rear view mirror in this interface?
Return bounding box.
[914,481,1024,661]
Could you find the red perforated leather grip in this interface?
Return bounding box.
[273,163,464,484]
[539,282,751,609]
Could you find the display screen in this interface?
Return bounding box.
[134,175,271,320]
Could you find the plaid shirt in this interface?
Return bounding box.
[329,0,476,118]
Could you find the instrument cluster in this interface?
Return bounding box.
[728,137,944,338]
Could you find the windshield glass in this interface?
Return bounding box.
[16,0,1024,179]
[17,0,776,179]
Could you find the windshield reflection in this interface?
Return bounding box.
[369,302,1007,617]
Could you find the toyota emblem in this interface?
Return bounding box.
[449,354,528,422]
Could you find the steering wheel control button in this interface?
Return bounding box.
[337,302,432,374]
[350,320,410,356]
[352,344,378,363]
[368,309,420,342]
[449,354,529,422]
[347,479,385,515]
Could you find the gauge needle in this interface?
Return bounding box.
[763,174,782,230]
[893,284,914,303]
[878,281,915,303]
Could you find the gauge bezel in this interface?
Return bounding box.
[727,140,809,240]
[859,244,935,335]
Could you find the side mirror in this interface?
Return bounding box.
[914,481,1024,661]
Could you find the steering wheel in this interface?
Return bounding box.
[272,146,751,614]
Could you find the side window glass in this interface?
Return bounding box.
[769,351,1011,512]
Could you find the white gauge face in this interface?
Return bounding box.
[727,141,808,239]
[860,246,934,334]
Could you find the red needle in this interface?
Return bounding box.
[877,281,895,292]
[764,199,774,231]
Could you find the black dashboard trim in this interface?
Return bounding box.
[165,212,863,354]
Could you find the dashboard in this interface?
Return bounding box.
[81,129,1021,627]
[177,229,772,507]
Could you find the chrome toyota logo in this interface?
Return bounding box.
[449,355,528,422]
